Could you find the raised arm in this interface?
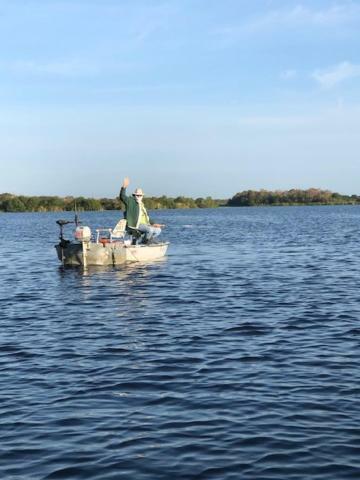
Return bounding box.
[119,177,130,205]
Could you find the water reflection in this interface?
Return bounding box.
[56,257,169,307]
[57,256,168,280]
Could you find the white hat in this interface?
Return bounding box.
[133,188,144,196]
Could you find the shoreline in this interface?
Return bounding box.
[1,203,359,213]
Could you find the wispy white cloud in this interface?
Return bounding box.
[215,3,360,41]
[129,3,178,44]
[312,61,360,88]
[280,69,297,80]
[252,3,360,29]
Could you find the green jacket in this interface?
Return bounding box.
[119,187,152,228]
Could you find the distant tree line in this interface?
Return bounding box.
[144,196,222,209]
[2,189,360,212]
[0,193,225,212]
[227,189,360,206]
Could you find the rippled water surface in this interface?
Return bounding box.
[1,207,360,479]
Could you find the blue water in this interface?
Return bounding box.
[1,206,360,479]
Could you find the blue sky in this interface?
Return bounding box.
[1,0,360,198]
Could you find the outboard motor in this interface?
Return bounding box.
[74,226,92,242]
[74,225,92,268]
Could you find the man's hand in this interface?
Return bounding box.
[153,223,165,228]
[122,177,130,188]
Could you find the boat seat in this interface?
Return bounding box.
[95,219,127,243]
[111,219,127,240]
[95,219,145,245]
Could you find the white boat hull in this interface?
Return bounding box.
[55,241,169,266]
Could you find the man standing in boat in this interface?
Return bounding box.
[119,177,165,244]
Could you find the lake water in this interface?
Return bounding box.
[1,206,360,479]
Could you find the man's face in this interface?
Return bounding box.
[134,194,143,204]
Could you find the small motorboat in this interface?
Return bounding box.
[55,216,169,267]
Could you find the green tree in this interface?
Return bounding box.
[2,197,26,212]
